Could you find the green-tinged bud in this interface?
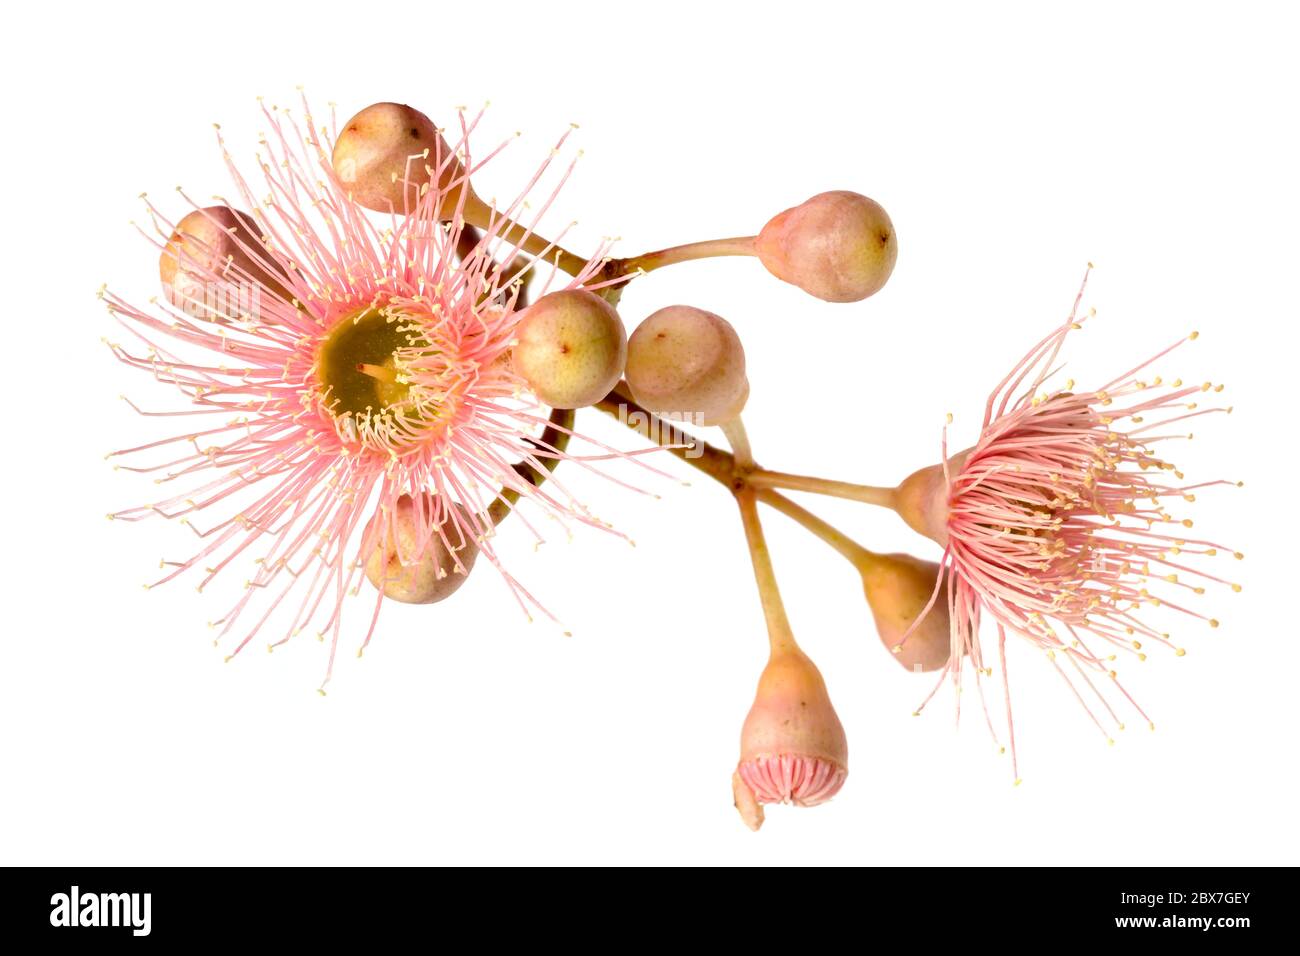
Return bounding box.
[512,290,627,409]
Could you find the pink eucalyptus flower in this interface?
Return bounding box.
[892,270,1241,779]
[101,97,638,690]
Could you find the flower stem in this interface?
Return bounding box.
[747,469,897,510]
[610,236,758,276]
[463,194,590,278]
[737,488,796,655]
[488,407,576,526]
[720,416,755,470]
[592,383,737,487]
[590,385,877,573]
[590,390,833,658]
[753,488,874,568]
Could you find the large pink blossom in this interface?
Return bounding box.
[101,97,637,690]
[898,272,1241,778]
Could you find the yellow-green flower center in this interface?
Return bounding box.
[317,308,414,416]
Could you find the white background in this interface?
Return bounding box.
[2,1,1297,866]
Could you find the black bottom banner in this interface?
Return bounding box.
[0,865,1288,945]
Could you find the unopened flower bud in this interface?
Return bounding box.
[363,494,479,604]
[625,305,748,426]
[733,641,848,831]
[512,290,627,409]
[332,103,467,217]
[858,552,951,671]
[755,190,897,302]
[160,206,291,314]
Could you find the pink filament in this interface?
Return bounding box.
[738,755,847,807]
[917,268,1238,776]
[102,95,651,690]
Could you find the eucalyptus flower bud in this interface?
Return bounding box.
[625,305,748,426]
[733,639,848,831]
[512,290,627,409]
[363,494,479,604]
[332,102,466,217]
[755,190,897,302]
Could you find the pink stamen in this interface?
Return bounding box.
[913,270,1238,778]
[103,98,657,690]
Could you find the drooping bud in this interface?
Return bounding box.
[332,103,466,217]
[160,206,292,315]
[363,494,479,604]
[755,190,897,303]
[858,551,951,671]
[512,290,627,409]
[625,305,748,426]
[733,641,848,831]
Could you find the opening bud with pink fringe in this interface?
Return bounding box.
[732,624,848,831]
